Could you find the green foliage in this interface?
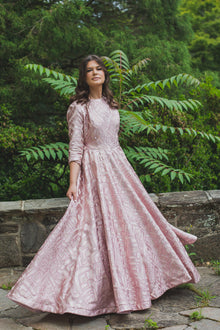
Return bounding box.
[177,283,216,308]
[0,103,69,201]
[143,318,159,329]
[210,260,220,276]
[195,290,216,307]
[0,0,219,200]
[177,283,195,290]
[125,0,193,41]
[189,310,204,321]
[124,146,192,184]
[1,282,12,290]
[21,49,219,189]
[20,142,69,161]
[25,64,77,96]
[120,110,219,142]
[103,50,219,186]
[102,50,199,111]
[184,225,196,258]
[185,244,196,258]
[180,0,220,84]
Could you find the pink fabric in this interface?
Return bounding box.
[7,98,200,316]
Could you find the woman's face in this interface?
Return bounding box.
[85,60,105,88]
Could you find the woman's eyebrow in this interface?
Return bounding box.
[87,65,101,69]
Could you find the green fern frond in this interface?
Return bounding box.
[147,73,200,90]
[131,58,151,74]
[124,146,192,183]
[25,64,77,83]
[119,109,157,135]
[119,110,218,142]
[42,78,76,96]
[127,146,169,161]
[101,56,120,73]
[20,142,69,161]
[123,94,201,112]
[125,73,200,94]
[102,56,131,89]
[109,50,130,71]
[22,51,217,187]
[153,125,219,142]
[43,78,74,89]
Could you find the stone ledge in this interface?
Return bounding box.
[0,201,23,213]
[0,191,219,213]
[158,190,210,207]
[149,193,158,204]
[24,198,69,212]
[0,198,69,215]
[207,190,220,202]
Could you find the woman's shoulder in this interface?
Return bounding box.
[68,100,85,111]
[67,100,85,118]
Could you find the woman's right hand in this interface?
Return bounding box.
[66,183,77,201]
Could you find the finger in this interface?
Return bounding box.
[73,191,77,201]
[66,192,72,200]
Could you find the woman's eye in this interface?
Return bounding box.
[87,67,102,72]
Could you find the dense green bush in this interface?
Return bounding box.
[0,0,219,200]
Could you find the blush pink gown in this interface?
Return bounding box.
[7,98,200,316]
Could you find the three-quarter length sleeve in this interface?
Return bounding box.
[66,102,84,166]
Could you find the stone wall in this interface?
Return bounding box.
[0,190,219,268]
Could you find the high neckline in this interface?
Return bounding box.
[89,96,103,101]
[89,98,103,101]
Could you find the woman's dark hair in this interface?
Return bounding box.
[70,55,118,109]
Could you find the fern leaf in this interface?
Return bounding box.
[20,143,69,161]
[131,58,150,74]
[25,64,77,83]
[124,146,192,183]
[110,50,130,70]
[133,73,200,92]
[170,171,177,180]
[178,173,184,184]
[161,168,172,176]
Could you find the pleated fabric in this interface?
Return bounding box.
[7,98,200,316]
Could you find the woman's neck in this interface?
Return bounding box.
[89,87,102,99]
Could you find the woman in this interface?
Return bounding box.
[7,55,200,316]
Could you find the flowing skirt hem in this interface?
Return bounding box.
[7,274,200,317]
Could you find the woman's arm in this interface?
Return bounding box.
[66,102,84,201]
[66,161,80,201]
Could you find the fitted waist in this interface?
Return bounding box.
[83,143,120,151]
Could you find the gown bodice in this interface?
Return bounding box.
[67,98,121,165]
[84,98,120,150]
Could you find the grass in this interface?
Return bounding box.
[185,243,196,258]
[177,283,216,307]
[195,289,216,307]
[184,225,197,259]
[189,309,204,321]
[143,318,159,329]
[210,260,220,275]
[1,282,12,290]
[177,283,201,295]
